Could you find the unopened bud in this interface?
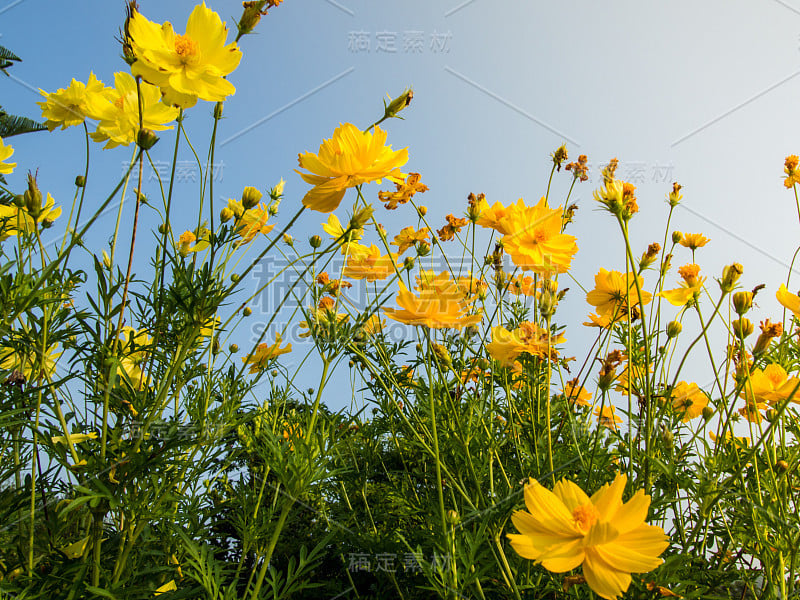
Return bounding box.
[212,336,221,354]
[23,173,43,217]
[158,223,169,235]
[350,206,374,230]
[702,406,714,421]
[75,175,86,188]
[666,321,682,338]
[213,102,224,120]
[446,509,460,525]
[220,207,235,223]
[416,241,430,256]
[241,186,263,210]
[667,182,683,207]
[283,233,293,246]
[720,263,743,293]
[243,307,252,317]
[733,291,752,315]
[229,344,239,353]
[383,88,414,120]
[432,343,452,367]
[403,256,415,271]
[661,429,674,449]
[417,205,428,217]
[136,128,159,150]
[765,409,778,423]
[671,231,683,245]
[776,459,789,473]
[732,318,754,338]
[309,235,322,249]
[238,1,266,36]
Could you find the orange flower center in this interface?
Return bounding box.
[572,503,599,532]
[174,34,200,63]
[113,96,125,110]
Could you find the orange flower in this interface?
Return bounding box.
[785,155,800,188]
[296,123,408,212]
[658,264,705,307]
[742,363,800,406]
[378,172,428,209]
[475,197,526,234]
[486,323,565,367]
[437,214,469,241]
[564,378,592,407]
[678,233,709,251]
[342,244,398,282]
[391,226,429,253]
[586,269,651,320]
[594,405,623,430]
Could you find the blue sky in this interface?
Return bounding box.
[3,0,800,410]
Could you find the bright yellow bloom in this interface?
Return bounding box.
[507,473,669,600]
[678,233,709,251]
[38,73,107,130]
[117,327,152,389]
[128,3,242,108]
[583,313,612,329]
[177,227,210,255]
[486,323,565,367]
[594,405,623,430]
[0,343,61,383]
[670,381,708,422]
[742,363,800,406]
[0,137,16,174]
[475,197,526,234]
[564,378,592,407]
[87,72,179,149]
[499,197,578,275]
[342,244,398,282]
[383,282,482,329]
[658,264,705,307]
[234,203,275,245]
[322,213,364,253]
[296,123,408,212]
[52,432,98,446]
[415,270,484,301]
[505,274,537,297]
[391,226,429,254]
[586,269,651,320]
[242,333,291,373]
[777,284,800,318]
[0,194,62,241]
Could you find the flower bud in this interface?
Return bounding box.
[551,144,568,170]
[732,318,754,338]
[446,509,460,525]
[720,263,743,293]
[158,223,169,235]
[23,173,43,218]
[309,235,322,249]
[403,256,415,271]
[702,406,714,421]
[666,321,682,338]
[416,241,431,256]
[432,343,452,367]
[229,344,239,353]
[214,101,224,120]
[241,186,263,210]
[268,202,279,216]
[136,128,159,150]
[75,175,86,188]
[238,1,267,36]
[220,206,235,223]
[661,429,674,449]
[102,250,112,269]
[765,409,778,423]
[776,459,789,473]
[243,307,252,317]
[283,233,293,246]
[671,231,683,245]
[350,205,375,230]
[667,182,683,207]
[383,88,414,120]
[212,336,221,354]
[733,291,752,315]
[417,205,428,217]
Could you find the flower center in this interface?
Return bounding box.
[532,229,548,243]
[113,96,125,110]
[572,503,599,532]
[174,34,200,63]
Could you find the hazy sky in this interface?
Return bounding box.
[3,1,800,410]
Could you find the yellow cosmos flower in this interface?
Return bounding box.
[117,327,152,389]
[486,323,565,367]
[742,363,800,406]
[296,123,409,213]
[391,226,429,254]
[38,72,107,130]
[0,343,61,383]
[583,313,612,329]
[777,284,800,318]
[658,264,705,307]
[678,232,709,251]
[0,137,16,174]
[87,72,179,149]
[321,213,364,253]
[235,203,275,245]
[342,243,398,282]
[52,431,98,446]
[594,405,623,430]
[507,473,669,600]
[178,227,210,255]
[475,197,526,234]
[499,197,578,275]
[0,194,62,241]
[785,155,800,188]
[242,333,291,373]
[670,381,708,422]
[564,378,592,407]
[128,3,242,108]
[383,282,482,329]
[586,269,652,320]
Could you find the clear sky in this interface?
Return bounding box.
[3,0,800,410]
